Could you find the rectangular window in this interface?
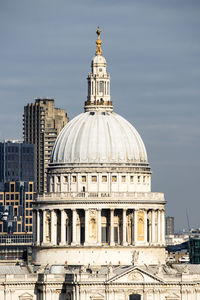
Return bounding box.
[114,227,118,243]
[121,176,126,182]
[102,226,108,243]
[72,176,77,183]
[100,81,104,93]
[143,176,145,183]
[64,176,68,183]
[11,194,14,200]
[82,176,86,182]
[15,194,19,200]
[57,176,60,183]
[29,183,33,192]
[138,176,141,183]
[112,176,117,182]
[130,176,134,183]
[11,184,14,192]
[92,176,97,182]
[102,176,107,182]
[18,224,21,232]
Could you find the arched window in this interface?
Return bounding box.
[129,294,141,300]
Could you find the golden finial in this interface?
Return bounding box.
[96,26,102,55]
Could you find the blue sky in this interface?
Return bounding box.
[0,0,200,231]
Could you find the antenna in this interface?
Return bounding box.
[186,208,191,233]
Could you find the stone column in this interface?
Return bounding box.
[122,209,127,246]
[84,209,89,246]
[144,209,148,244]
[36,210,40,245]
[151,209,155,244]
[33,209,37,244]
[134,209,138,244]
[42,210,46,245]
[72,209,77,246]
[110,209,115,246]
[161,210,165,244]
[60,209,66,246]
[50,210,56,245]
[97,209,102,245]
[148,213,152,244]
[157,210,161,244]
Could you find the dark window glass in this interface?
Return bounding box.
[11,184,14,192]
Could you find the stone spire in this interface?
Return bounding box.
[84,27,113,112]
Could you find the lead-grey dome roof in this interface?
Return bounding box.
[51,111,148,164]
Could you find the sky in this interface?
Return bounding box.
[0,0,200,231]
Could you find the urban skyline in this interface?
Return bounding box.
[0,0,200,231]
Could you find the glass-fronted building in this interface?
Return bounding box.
[189,236,200,264]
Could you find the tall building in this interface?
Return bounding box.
[165,216,174,235]
[0,181,34,237]
[23,98,68,193]
[0,28,200,300]
[0,140,34,183]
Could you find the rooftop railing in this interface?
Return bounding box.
[37,191,164,201]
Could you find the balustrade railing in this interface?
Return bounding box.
[37,192,164,201]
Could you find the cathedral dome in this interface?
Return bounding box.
[51,27,148,166]
[51,110,148,164]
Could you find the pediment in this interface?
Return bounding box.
[19,292,33,300]
[107,266,165,284]
[91,292,104,300]
[165,292,180,299]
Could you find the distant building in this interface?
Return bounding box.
[165,216,174,235]
[189,232,200,264]
[0,181,34,238]
[23,98,68,193]
[0,140,34,183]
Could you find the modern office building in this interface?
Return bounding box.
[0,181,34,237]
[165,216,174,235]
[189,234,200,264]
[23,98,68,193]
[0,140,34,183]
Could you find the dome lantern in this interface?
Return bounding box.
[85,27,113,112]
